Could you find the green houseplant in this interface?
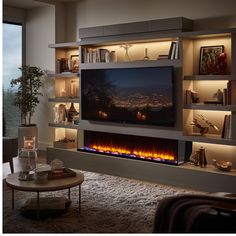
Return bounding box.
[11,65,45,126]
[11,65,45,150]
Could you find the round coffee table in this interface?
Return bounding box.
[6,170,84,218]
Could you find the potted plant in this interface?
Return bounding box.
[11,65,45,149]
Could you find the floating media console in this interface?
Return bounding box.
[79,131,192,165]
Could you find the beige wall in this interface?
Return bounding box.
[64,0,236,41]
[25,5,55,149]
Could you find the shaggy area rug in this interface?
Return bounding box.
[3,171,201,233]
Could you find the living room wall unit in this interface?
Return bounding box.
[47,42,80,150]
[47,18,236,192]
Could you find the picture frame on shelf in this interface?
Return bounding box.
[70,55,79,72]
[199,45,224,75]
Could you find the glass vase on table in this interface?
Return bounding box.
[18,148,37,181]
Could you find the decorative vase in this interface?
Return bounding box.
[67,103,78,123]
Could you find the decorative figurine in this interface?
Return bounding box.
[213,89,223,103]
[190,114,219,136]
[120,44,132,61]
[190,147,207,168]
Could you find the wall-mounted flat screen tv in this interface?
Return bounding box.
[81,66,175,126]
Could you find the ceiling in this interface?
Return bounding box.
[3,0,78,9]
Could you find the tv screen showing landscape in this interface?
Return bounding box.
[81,66,175,126]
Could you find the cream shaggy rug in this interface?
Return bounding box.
[3,171,201,233]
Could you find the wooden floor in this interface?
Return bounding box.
[2,150,47,179]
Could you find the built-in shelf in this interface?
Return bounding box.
[180,162,236,177]
[183,75,233,81]
[48,97,80,103]
[184,104,236,111]
[80,59,181,70]
[48,42,80,49]
[49,122,79,129]
[47,72,79,78]
[183,133,236,146]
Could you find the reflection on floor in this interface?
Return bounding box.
[3,150,47,179]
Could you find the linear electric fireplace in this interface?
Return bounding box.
[80,131,191,165]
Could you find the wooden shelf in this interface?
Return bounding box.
[49,122,79,129]
[47,72,79,78]
[184,104,236,111]
[183,75,233,81]
[80,59,181,69]
[48,98,80,103]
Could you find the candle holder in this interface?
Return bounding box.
[24,136,36,150]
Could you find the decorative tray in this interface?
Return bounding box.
[47,168,76,180]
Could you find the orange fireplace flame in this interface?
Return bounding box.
[91,144,175,161]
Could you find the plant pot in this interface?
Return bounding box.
[18,125,38,150]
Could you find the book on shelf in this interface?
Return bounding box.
[185,90,192,104]
[168,41,179,60]
[223,88,228,106]
[157,54,169,60]
[185,90,199,104]
[221,114,232,139]
[174,41,179,59]
[227,81,232,105]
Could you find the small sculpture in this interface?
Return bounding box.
[120,44,132,61]
[212,159,232,172]
[213,89,223,103]
[190,114,219,136]
[190,147,207,167]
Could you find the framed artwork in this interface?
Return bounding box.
[199,45,224,75]
[70,55,79,72]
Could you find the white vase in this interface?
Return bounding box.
[18,125,38,150]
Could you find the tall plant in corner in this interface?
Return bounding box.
[11,65,45,126]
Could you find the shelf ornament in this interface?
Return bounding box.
[120,44,132,61]
[190,114,219,136]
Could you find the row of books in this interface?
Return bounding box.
[82,48,109,63]
[158,42,179,60]
[221,115,232,139]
